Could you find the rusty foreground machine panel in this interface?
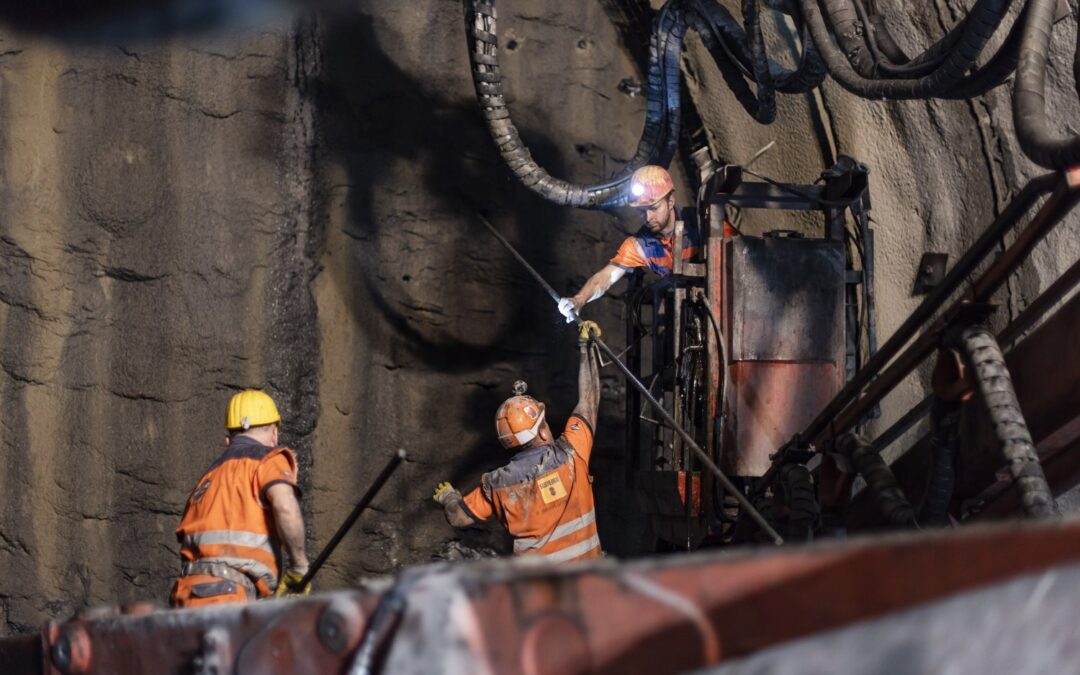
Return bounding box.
[7,519,1080,674]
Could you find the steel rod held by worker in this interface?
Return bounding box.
[472,211,784,545]
[299,449,408,588]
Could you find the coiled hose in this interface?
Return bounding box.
[1014,0,1080,169]
[462,0,685,207]
[463,0,826,207]
[837,432,916,526]
[690,0,826,124]
[800,0,1016,99]
[693,0,776,123]
[920,397,962,526]
[959,324,1058,518]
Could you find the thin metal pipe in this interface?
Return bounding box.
[299,449,407,589]
[812,171,1080,448]
[869,251,1080,456]
[473,211,784,545]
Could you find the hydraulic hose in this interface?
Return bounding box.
[959,324,1058,518]
[801,0,1015,99]
[837,432,917,527]
[462,0,686,208]
[1014,0,1080,169]
[778,463,819,541]
[691,0,824,100]
[691,4,774,123]
[920,398,962,526]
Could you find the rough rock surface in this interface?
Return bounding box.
[0,0,1076,634]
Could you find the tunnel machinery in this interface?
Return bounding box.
[628,154,876,549]
[4,0,1080,673]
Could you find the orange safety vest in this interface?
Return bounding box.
[463,416,601,562]
[175,436,299,598]
[609,217,702,278]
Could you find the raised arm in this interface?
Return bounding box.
[560,264,627,320]
[571,327,601,428]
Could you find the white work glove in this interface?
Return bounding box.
[558,297,579,324]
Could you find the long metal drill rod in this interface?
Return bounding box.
[300,449,407,588]
[474,212,784,545]
[477,212,564,304]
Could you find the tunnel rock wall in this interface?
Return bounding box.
[0,0,1077,635]
[0,22,320,632]
[0,1,661,632]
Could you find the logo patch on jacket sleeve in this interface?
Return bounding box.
[537,471,568,504]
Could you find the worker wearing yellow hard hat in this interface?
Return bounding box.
[170,390,311,607]
[434,321,604,562]
[558,165,701,321]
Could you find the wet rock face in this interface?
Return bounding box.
[0,0,647,632]
[0,0,1076,634]
[0,19,320,632]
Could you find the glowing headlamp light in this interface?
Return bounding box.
[631,182,645,197]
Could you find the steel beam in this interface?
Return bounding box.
[14,521,1080,674]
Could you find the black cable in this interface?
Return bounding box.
[461,0,687,208]
[801,0,1015,99]
[1014,0,1080,168]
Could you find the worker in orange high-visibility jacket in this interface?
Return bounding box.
[170,390,311,608]
[433,321,602,563]
[559,165,704,322]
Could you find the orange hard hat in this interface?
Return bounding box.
[495,381,546,449]
[627,165,675,207]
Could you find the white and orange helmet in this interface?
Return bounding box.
[494,381,546,450]
[627,165,675,207]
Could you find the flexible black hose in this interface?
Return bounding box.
[691,0,777,122]
[942,1,1027,100]
[1014,0,1080,168]
[858,0,978,76]
[920,397,962,526]
[959,325,1059,518]
[801,0,1015,98]
[691,0,824,98]
[778,463,819,541]
[1074,1,1080,104]
[838,432,917,526]
[851,0,954,76]
[820,0,877,77]
[461,0,686,207]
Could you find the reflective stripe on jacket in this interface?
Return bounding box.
[175,436,299,596]
[463,416,601,563]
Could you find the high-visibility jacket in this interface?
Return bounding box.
[463,416,601,562]
[173,436,299,600]
[610,218,702,278]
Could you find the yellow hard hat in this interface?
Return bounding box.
[225,390,281,431]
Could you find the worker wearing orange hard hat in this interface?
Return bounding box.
[559,164,701,321]
[170,390,311,608]
[434,321,603,562]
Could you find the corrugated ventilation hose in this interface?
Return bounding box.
[920,398,962,526]
[959,324,1058,518]
[838,432,917,527]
